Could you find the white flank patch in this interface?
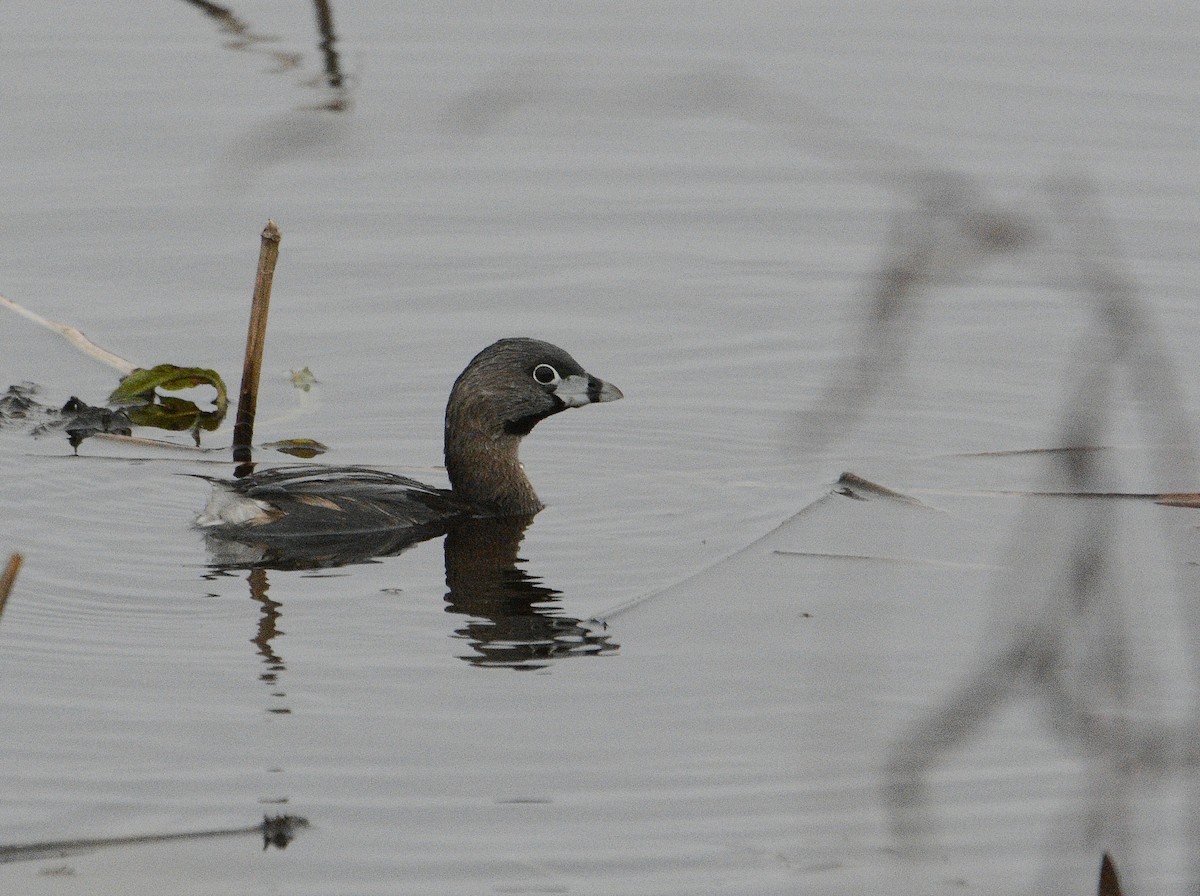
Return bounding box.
[194,484,277,527]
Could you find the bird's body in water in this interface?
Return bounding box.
[195,338,622,539]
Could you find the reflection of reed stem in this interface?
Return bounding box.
[246,567,289,716]
[180,0,240,28]
[313,0,343,90]
[233,221,282,475]
[0,553,21,618]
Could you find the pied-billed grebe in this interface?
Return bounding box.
[195,338,622,536]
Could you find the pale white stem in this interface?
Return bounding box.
[0,294,137,374]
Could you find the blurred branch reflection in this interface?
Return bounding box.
[180,0,349,111]
[180,0,276,53]
[878,181,1200,885]
[792,173,1033,452]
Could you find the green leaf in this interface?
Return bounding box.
[109,364,228,414]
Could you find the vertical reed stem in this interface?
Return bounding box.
[232,221,282,476]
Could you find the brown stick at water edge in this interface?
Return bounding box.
[232,221,281,473]
[0,553,23,618]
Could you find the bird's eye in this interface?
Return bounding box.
[532,363,560,386]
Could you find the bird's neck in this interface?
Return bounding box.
[444,418,544,516]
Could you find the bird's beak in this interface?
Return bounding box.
[555,374,624,408]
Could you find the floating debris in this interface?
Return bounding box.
[32,397,133,451]
[289,366,318,391]
[261,814,308,850]
[4,363,229,449]
[0,383,46,426]
[263,438,328,458]
[110,364,229,446]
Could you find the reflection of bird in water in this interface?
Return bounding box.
[204,512,618,671]
[195,338,622,538]
[443,516,617,669]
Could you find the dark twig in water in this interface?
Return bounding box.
[0,814,308,864]
[232,221,282,477]
[1098,853,1123,896]
[0,553,22,619]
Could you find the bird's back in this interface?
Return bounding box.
[195,465,466,537]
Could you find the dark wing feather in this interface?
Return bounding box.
[198,465,467,537]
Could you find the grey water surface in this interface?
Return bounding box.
[3,2,1200,893]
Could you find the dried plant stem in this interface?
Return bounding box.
[1098,853,1123,896]
[0,813,308,863]
[232,221,282,473]
[0,553,22,618]
[90,432,227,452]
[0,295,136,374]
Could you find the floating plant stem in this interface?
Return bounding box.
[232,221,282,476]
[0,814,309,863]
[0,553,22,619]
[0,295,135,374]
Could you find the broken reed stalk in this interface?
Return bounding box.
[0,553,23,618]
[232,221,281,476]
